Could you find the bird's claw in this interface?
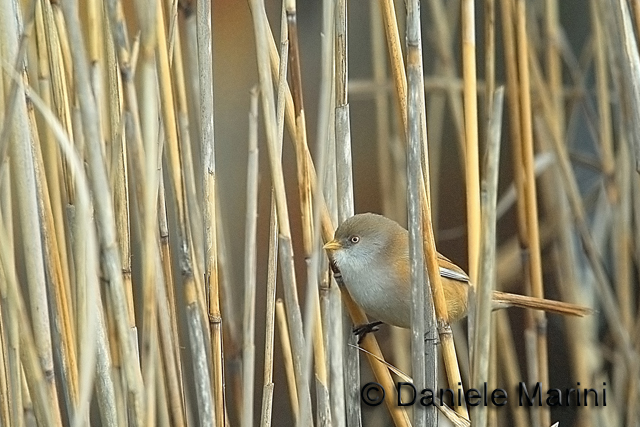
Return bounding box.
[353,321,384,344]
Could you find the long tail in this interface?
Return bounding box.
[491,291,592,317]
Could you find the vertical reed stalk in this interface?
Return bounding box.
[168,9,204,249]
[406,1,433,424]
[544,0,564,152]
[160,0,203,331]
[242,87,260,427]
[1,279,22,427]
[196,0,225,424]
[590,0,616,203]
[260,199,279,427]
[471,87,503,427]
[104,2,136,334]
[484,0,495,125]
[285,0,314,258]
[260,15,288,425]
[276,299,300,422]
[412,0,468,423]
[461,0,481,285]
[396,7,468,424]
[498,0,527,246]
[155,179,186,426]
[379,0,407,129]
[0,168,20,427]
[613,0,640,173]
[94,304,118,427]
[137,3,160,425]
[481,3,496,419]
[333,1,361,424]
[303,0,335,424]
[186,282,214,426]
[0,307,8,426]
[613,140,633,329]
[331,0,348,425]
[515,3,549,425]
[155,342,170,427]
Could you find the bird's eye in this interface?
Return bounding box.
[350,236,360,244]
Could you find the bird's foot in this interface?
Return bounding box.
[353,321,384,344]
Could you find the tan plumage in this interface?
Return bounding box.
[324,213,591,329]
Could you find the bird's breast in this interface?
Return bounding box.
[338,260,412,328]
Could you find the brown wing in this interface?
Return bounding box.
[437,252,470,284]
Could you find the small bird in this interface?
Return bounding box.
[323,213,591,332]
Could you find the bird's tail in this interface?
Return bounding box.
[491,291,592,317]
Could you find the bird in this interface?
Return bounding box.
[323,213,591,334]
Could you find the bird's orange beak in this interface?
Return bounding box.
[323,239,342,251]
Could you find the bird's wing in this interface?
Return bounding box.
[437,253,470,283]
